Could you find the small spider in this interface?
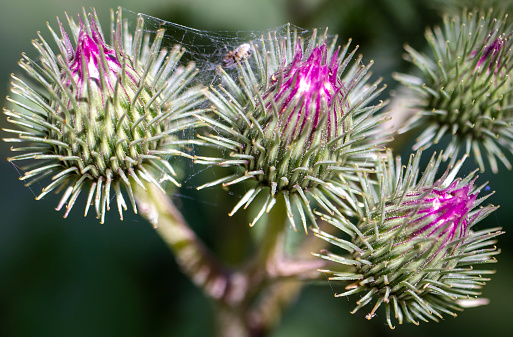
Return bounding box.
[223,43,252,68]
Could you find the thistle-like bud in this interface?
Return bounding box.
[197,26,390,232]
[3,8,202,223]
[315,150,502,328]
[394,10,513,173]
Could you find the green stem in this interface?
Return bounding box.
[249,196,326,280]
[244,196,330,335]
[134,184,231,300]
[134,184,332,337]
[134,184,256,336]
[252,196,289,274]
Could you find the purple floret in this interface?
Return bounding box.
[264,41,344,140]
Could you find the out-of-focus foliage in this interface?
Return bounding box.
[0,1,512,337]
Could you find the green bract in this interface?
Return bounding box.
[3,8,202,223]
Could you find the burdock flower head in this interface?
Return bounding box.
[315,150,502,328]
[394,10,513,173]
[197,26,390,232]
[3,8,202,223]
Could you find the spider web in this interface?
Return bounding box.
[7,8,338,222]
[118,8,320,200]
[120,8,312,84]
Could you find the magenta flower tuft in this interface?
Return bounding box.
[69,22,122,88]
[402,180,476,249]
[264,42,342,142]
[474,35,507,72]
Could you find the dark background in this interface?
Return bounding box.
[1,0,512,336]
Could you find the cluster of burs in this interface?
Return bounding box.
[4,6,511,328]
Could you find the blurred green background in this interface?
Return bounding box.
[1,0,512,336]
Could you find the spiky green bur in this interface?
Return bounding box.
[394,10,513,173]
[196,26,390,232]
[3,8,202,223]
[315,151,502,328]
